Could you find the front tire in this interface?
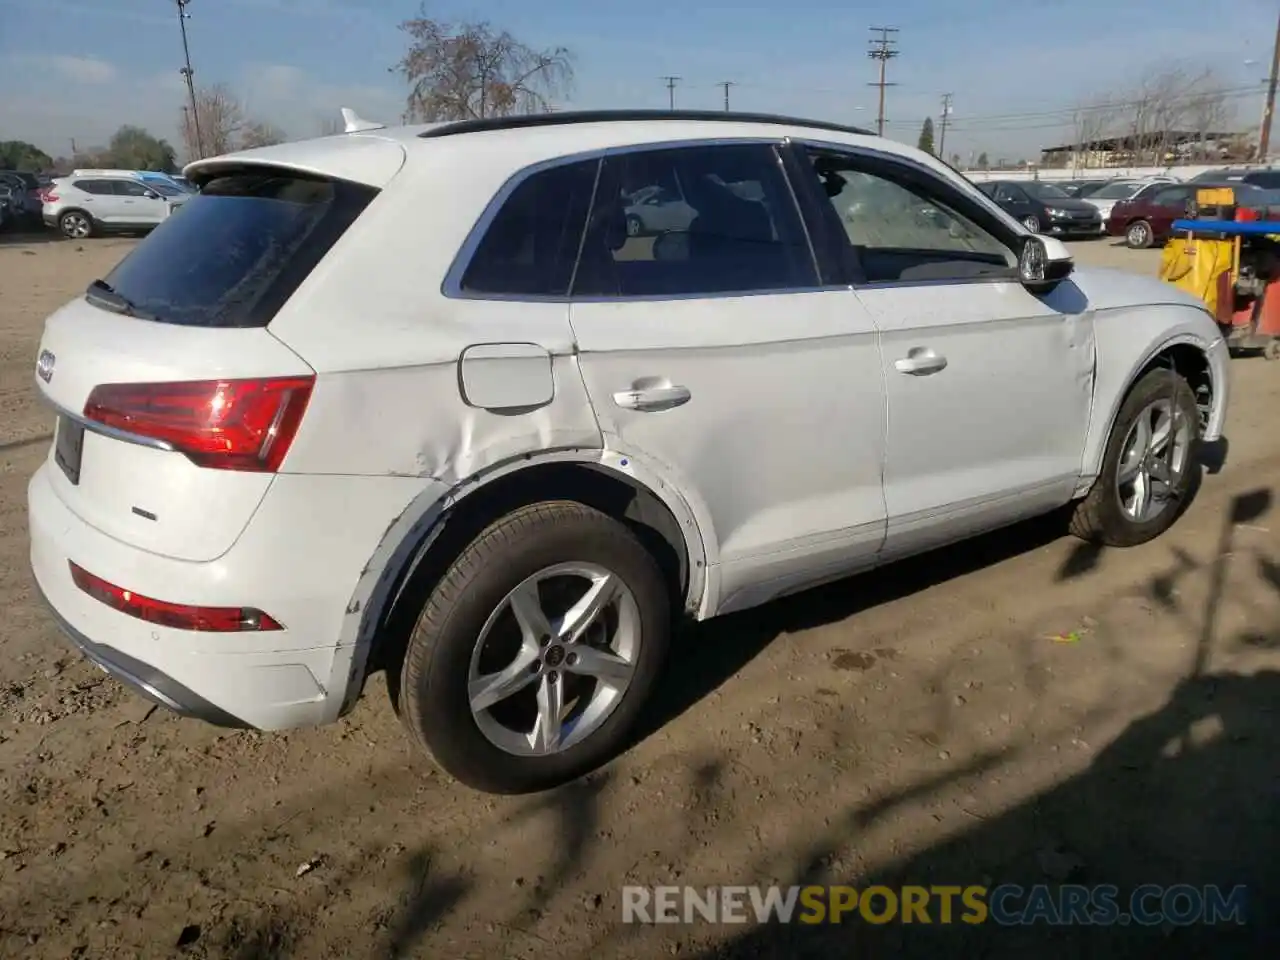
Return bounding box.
[1022,214,1042,233]
[1069,368,1200,547]
[625,214,643,238]
[1125,219,1154,249]
[398,501,671,794]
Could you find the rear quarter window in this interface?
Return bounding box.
[97,169,377,328]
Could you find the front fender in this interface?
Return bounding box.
[1077,304,1228,495]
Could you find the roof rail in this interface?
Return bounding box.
[417,109,876,140]
[340,107,385,134]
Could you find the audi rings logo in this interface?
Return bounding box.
[36,350,55,384]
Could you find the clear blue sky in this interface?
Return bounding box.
[0,0,1270,162]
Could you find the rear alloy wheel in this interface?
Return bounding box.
[625,214,643,238]
[1021,214,1042,233]
[398,501,671,794]
[1069,368,1200,547]
[58,211,92,240]
[1126,219,1154,249]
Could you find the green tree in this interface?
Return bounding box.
[0,140,54,170]
[977,151,989,170]
[100,125,176,172]
[917,117,935,155]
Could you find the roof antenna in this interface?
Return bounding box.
[340,107,385,134]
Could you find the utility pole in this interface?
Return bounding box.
[938,93,953,158]
[718,81,736,112]
[867,26,899,137]
[1259,8,1280,162]
[175,0,204,159]
[661,76,681,111]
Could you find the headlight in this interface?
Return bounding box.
[1047,207,1068,217]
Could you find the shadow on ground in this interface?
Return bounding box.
[683,488,1280,958]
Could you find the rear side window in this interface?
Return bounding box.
[97,169,377,328]
[459,159,599,296]
[74,179,115,195]
[1245,171,1280,189]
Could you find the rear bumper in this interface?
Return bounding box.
[35,579,250,727]
[28,461,429,730]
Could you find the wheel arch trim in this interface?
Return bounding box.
[328,447,716,715]
[1075,327,1223,497]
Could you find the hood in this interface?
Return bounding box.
[1068,265,1207,313]
[1040,197,1101,214]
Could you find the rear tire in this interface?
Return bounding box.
[1069,368,1200,547]
[398,501,671,794]
[58,210,93,240]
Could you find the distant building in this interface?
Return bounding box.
[1039,130,1247,168]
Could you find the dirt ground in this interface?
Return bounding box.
[1,231,1279,959]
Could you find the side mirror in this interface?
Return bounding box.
[144,190,160,199]
[1019,234,1073,293]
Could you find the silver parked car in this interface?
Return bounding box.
[42,175,190,239]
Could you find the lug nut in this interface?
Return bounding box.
[546,671,558,683]
[566,652,578,666]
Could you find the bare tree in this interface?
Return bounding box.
[1069,97,1117,170]
[239,120,287,149]
[180,84,245,159]
[394,8,574,121]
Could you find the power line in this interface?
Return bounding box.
[867,26,899,137]
[717,81,736,112]
[939,93,953,157]
[175,0,203,159]
[661,75,681,111]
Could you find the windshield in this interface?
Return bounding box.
[146,181,183,197]
[1023,182,1069,200]
[1090,182,1143,200]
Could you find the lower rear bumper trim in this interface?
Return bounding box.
[35,582,253,729]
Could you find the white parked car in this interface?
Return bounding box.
[28,110,1229,794]
[42,174,189,239]
[1083,178,1178,222]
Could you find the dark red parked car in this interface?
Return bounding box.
[1106,181,1261,248]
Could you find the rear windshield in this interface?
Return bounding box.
[96,169,377,328]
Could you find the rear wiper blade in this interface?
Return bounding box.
[85,279,153,319]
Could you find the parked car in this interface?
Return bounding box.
[623,184,696,236]
[1106,181,1263,248]
[1191,168,1280,188]
[42,174,189,239]
[0,185,13,228]
[27,109,1229,794]
[0,171,42,220]
[1079,179,1169,221]
[1057,178,1111,198]
[975,179,1104,236]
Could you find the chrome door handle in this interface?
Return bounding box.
[894,349,948,376]
[612,383,691,412]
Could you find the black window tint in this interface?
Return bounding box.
[572,143,816,297]
[1246,171,1280,189]
[112,179,151,196]
[74,179,114,195]
[96,170,376,328]
[460,159,598,296]
[976,183,996,198]
[1151,186,1190,207]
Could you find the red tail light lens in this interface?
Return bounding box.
[83,376,314,472]
[43,192,58,202]
[70,562,284,632]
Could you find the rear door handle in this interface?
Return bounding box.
[612,383,691,411]
[894,349,948,376]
